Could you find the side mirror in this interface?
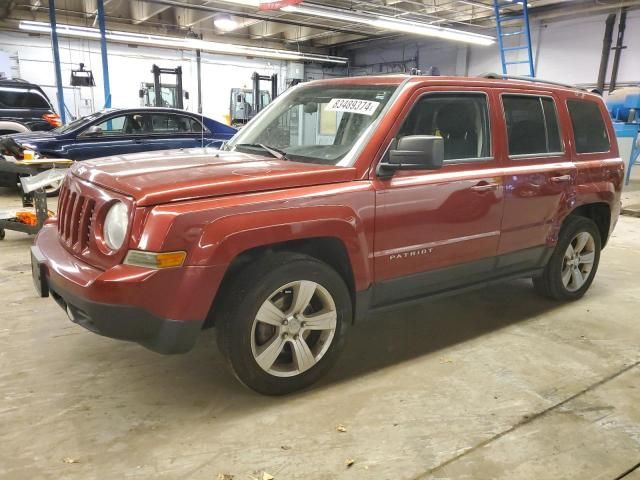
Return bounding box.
[138,89,145,98]
[377,135,444,176]
[83,125,103,137]
[184,91,190,100]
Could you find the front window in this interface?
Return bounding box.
[225,84,398,166]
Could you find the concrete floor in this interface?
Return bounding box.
[1,186,640,480]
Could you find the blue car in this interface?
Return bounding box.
[0,107,236,193]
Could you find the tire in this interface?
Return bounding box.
[533,216,601,301]
[216,252,352,395]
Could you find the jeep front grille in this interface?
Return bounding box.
[57,184,96,253]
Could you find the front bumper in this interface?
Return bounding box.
[32,224,225,354]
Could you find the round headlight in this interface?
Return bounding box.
[103,201,128,251]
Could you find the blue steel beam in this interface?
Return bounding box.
[48,0,66,123]
[97,0,111,108]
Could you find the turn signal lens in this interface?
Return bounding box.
[124,250,186,269]
[42,112,62,127]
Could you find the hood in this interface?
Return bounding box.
[71,148,356,206]
[3,130,57,147]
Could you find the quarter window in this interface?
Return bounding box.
[567,99,610,154]
[0,88,51,109]
[398,93,491,161]
[503,95,562,156]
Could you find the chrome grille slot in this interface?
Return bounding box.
[78,199,96,250]
[57,186,69,236]
[63,192,76,241]
[69,193,83,246]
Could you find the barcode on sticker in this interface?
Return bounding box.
[325,98,380,116]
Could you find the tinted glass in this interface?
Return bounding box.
[398,93,490,161]
[542,98,561,152]
[0,88,50,109]
[150,114,191,133]
[92,114,143,135]
[188,118,204,133]
[567,99,610,154]
[503,95,562,156]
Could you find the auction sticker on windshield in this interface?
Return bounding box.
[326,98,380,116]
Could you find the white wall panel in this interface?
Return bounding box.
[0,31,288,123]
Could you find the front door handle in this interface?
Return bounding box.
[550,174,572,183]
[471,182,500,192]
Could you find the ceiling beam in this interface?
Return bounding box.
[138,0,375,38]
[130,0,172,25]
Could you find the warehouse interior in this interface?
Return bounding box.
[1,0,640,479]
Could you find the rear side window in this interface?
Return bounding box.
[398,93,491,161]
[503,95,562,156]
[150,114,197,134]
[0,87,51,109]
[567,99,610,154]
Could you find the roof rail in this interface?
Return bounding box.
[479,72,584,91]
[0,77,31,84]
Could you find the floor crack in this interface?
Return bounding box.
[413,361,640,479]
[613,461,640,480]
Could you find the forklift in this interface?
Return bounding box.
[139,65,189,109]
[230,72,278,127]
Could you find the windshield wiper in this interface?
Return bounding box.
[234,143,288,160]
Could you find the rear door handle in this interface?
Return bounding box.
[471,182,500,192]
[550,174,572,183]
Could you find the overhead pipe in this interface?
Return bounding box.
[596,13,616,95]
[609,8,627,93]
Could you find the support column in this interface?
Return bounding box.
[97,0,111,108]
[48,0,65,123]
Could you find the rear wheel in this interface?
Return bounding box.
[533,216,601,300]
[216,252,351,395]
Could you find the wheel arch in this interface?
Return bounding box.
[568,202,611,247]
[204,236,358,328]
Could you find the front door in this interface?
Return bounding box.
[372,89,505,307]
[66,113,148,160]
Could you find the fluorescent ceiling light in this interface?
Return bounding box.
[213,14,238,32]
[19,20,348,64]
[282,4,495,46]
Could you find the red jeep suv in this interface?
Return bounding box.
[31,75,624,394]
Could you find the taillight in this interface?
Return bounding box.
[42,112,62,128]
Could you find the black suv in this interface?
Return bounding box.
[0,79,61,135]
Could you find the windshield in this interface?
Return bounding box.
[54,111,104,134]
[225,84,398,166]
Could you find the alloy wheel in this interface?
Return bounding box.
[561,231,596,292]
[250,280,337,377]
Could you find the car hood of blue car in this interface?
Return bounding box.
[5,130,60,147]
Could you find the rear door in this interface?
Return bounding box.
[372,87,505,307]
[141,113,205,151]
[496,91,576,273]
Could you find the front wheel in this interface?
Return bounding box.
[216,252,351,395]
[533,216,601,300]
